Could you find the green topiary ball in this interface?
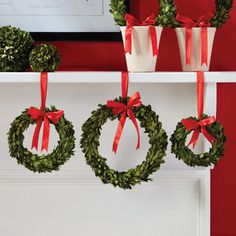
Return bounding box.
[0,26,34,72]
[29,44,61,72]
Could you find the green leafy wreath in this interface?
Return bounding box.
[110,0,178,26]
[80,97,168,189]
[157,0,233,27]
[8,106,76,173]
[170,114,226,167]
[110,0,233,28]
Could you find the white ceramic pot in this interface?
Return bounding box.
[175,27,216,71]
[120,26,163,72]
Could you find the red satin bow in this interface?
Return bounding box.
[182,116,216,148]
[28,107,64,151]
[176,14,212,66]
[106,72,142,153]
[182,71,217,148]
[28,72,64,152]
[125,13,158,56]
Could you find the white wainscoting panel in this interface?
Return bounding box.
[0,79,212,236]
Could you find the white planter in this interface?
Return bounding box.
[120,26,163,72]
[175,27,216,71]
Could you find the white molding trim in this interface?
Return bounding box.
[0,169,208,185]
[0,71,235,83]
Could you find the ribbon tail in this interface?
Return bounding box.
[125,26,132,54]
[41,116,50,152]
[40,72,48,110]
[201,127,216,144]
[112,112,127,153]
[149,26,158,57]
[128,110,140,150]
[121,72,129,99]
[186,28,192,65]
[197,71,205,119]
[187,130,200,149]
[31,120,43,150]
[201,27,208,66]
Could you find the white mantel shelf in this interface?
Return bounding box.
[0,71,235,83]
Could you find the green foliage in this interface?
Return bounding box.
[210,0,234,28]
[8,106,76,173]
[110,0,127,26]
[110,0,178,26]
[156,0,180,27]
[80,97,168,189]
[170,114,226,167]
[30,44,61,72]
[158,0,233,28]
[0,26,34,72]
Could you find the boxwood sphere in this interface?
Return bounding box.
[30,44,61,72]
[0,26,34,72]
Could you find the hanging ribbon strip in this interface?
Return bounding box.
[28,72,64,152]
[106,72,142,153]
[125,13,158,56]
[181,71,216,148]
[176,14,212,66]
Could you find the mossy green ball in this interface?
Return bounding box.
[0,26,34,72]
[29,44,61,72]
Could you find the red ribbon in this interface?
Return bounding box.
[124,13,158,56]
[106,72,142,153]
[182,116,216,148]
[182,71,216,148]
[176,14,212,66]
[28,72,64,152]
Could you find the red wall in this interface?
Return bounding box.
[51,1,236,235]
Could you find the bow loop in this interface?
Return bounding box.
[46,110,64,124]
[127,92,142,108]
[28,107,44,120]
[199,116,216,126]
[142,13,157,26]
[107,101,126,115]
[197,14,213,27]
[125,14,139,26]
[182,118,199,131]
[176,15,197,28]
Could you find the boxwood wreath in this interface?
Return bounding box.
[158,0,233,28]
[80,97,168,189]
[110,0,233,28]
[8,106,76,173]
[110,0,179,26]
[170,114,226,167]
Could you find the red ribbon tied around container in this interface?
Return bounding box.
[125,13,158,56]
[176,14,212,66]
[181,71,216,148]
[28,72,64,152]
[106,72,142,153]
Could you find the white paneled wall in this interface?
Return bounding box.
[0,72,216,236]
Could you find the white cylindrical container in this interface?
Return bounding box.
[175,27,216,71]
[120,26,163,72]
